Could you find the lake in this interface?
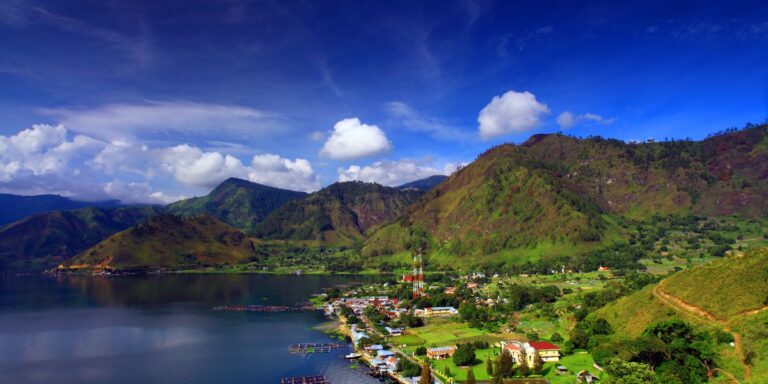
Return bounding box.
[0,274,384,384]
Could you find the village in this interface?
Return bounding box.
[316,252,616,384]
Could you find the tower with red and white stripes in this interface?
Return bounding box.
[412,248,425,299]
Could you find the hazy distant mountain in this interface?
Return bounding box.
[397,175,448,191]
[0,193,120,226]
[166,178,307,232]
[0,206,161,272]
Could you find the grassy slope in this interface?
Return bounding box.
[64,214,258,270]
[0,206,160,271]
[365,126,768,266]
[166,177,306,232]
[593,248,768,382]
[661,248,768,319]
[365,143,617,264]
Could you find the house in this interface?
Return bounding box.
[529,341,562,362]
[576,370,599,383]
[444,286,456,295]
[501,341,561,367]
[467,282,479,289]
[377,350,396,359]
[350,324,370,344]
[597,266,610,272]
[417,306,458,317]
[384,326,403,336]
[426,346,456,359]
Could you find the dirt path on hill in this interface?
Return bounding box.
[651,283,751,382]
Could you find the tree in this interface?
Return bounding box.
[486,356,494,375]
[603,358,655,384]
[466,369,476,384]
[518,348,530,377]
[531,351,543,374]
[550,332,563,342]
[415,346,427,356]
[453,344,477,366]
[419,363,431,384]
[496,349,514,378]
[398,358,421,377]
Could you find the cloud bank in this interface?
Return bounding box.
[40,101,283,142]
[337,158,463,187]
[0,124,320,203]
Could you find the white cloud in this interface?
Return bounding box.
[320,118,392,160]
[478,91,550,139]
[442,162,469,175]
[247,154,320,192]
[556,111,576,129]
[556,111,615,129]
[0,124,103,178]
[385,101,470,141]
[161,144,248,188]
[337,158,446,186]
[40,101,283,141]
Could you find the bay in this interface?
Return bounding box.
[0,274,383,384]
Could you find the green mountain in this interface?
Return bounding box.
[62,214,258,271]
[0,206,160,272]
[252,181,423,246]
[592,248,768,382]
[364,125,768,263]
[166,178,306,231]
[0,193,120,226]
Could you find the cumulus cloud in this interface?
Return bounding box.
[247,154,320,192]
[556,111,615,129]
[40,101,284,142]
[160,144,248,188]
[478,91,550,139]
[338,158,452,186]
[385,101,470,141]
[320,118,392,160]
[0,124,103,179]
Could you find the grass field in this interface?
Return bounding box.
[430,348,498,381]
[391,318,507,352]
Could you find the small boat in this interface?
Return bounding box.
[344,352,362,359]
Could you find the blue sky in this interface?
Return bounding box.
[1,0,767,203]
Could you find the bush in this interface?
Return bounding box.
[550,332,563,342]
[414,346,427,356]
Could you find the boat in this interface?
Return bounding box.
[344,352,362,359]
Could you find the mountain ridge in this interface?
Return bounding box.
[166,177,307,231]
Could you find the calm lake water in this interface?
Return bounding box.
[0,274,384,384]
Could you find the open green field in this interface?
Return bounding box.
[391,318,507,352]
[429,348,497,381]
